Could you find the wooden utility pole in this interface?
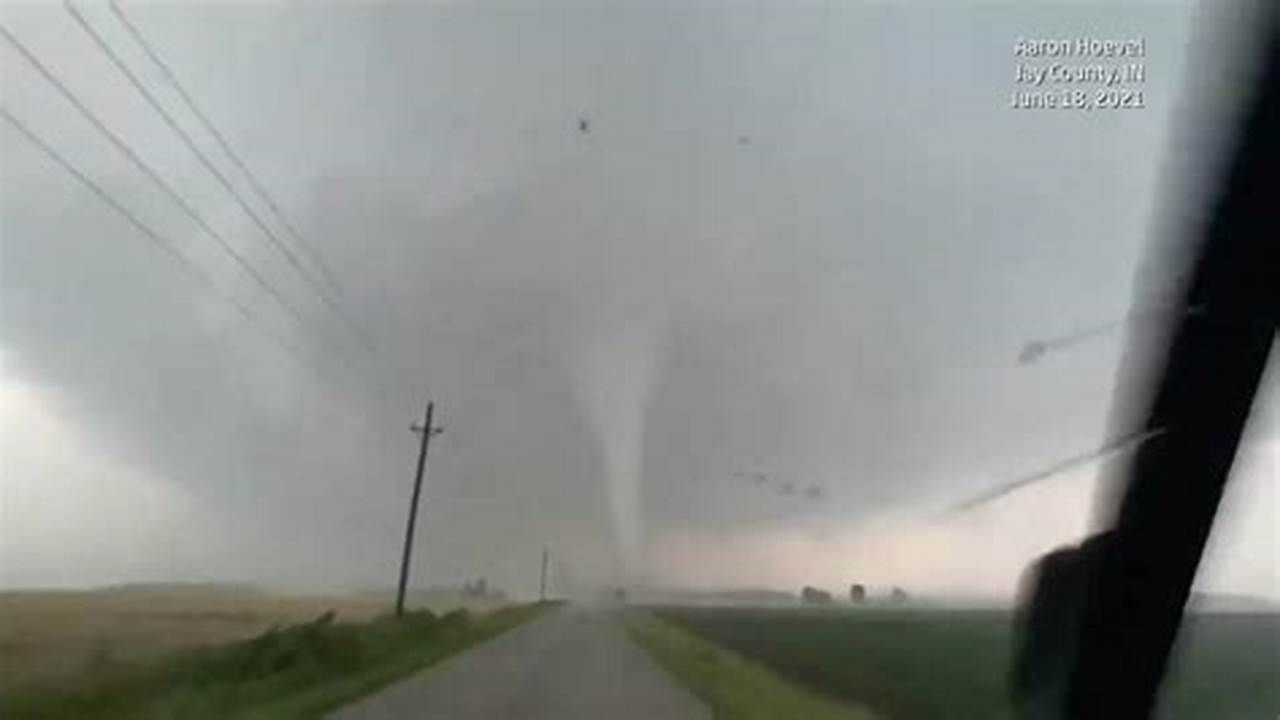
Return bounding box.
[396,400,442,617]
[539,547,549,601]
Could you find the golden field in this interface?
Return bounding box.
[0,584,507,692]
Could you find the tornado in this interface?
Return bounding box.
[572,319,664,583]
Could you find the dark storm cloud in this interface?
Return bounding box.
[10,1,1264,598]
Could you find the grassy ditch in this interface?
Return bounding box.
[627,611,877,720]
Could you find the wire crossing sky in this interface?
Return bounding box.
[62,1,370,358]
[106,0,350,306]
[0,105,306,365]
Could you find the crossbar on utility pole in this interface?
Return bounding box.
[396,400,440,617]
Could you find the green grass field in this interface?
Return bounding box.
[1,603,548,720]
[627,612,877,720]
[656,607,1279,720]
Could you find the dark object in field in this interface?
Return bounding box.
[849,584,866,603]
[578,117,590,133]
[800,586,833,605]
[1015,14,1278,720]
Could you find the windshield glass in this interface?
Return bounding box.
[2,2,1274,719]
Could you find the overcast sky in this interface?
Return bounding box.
[1,0,1274,602]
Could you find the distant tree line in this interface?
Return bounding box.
[801,586,834,605]
[463,578,508,600]
[798,582,909,605]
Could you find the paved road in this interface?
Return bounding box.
[329,607,710,720]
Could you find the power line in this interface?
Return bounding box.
[107,0,348,303]
[1,104,308,367]
[0,23,313,339]
[63,1,373,355]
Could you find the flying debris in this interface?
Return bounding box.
[732,471,824,502]
[1018,341,1048,365]
[733,471,769,486]
[578,117,591,133]
[737,135,751,145]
